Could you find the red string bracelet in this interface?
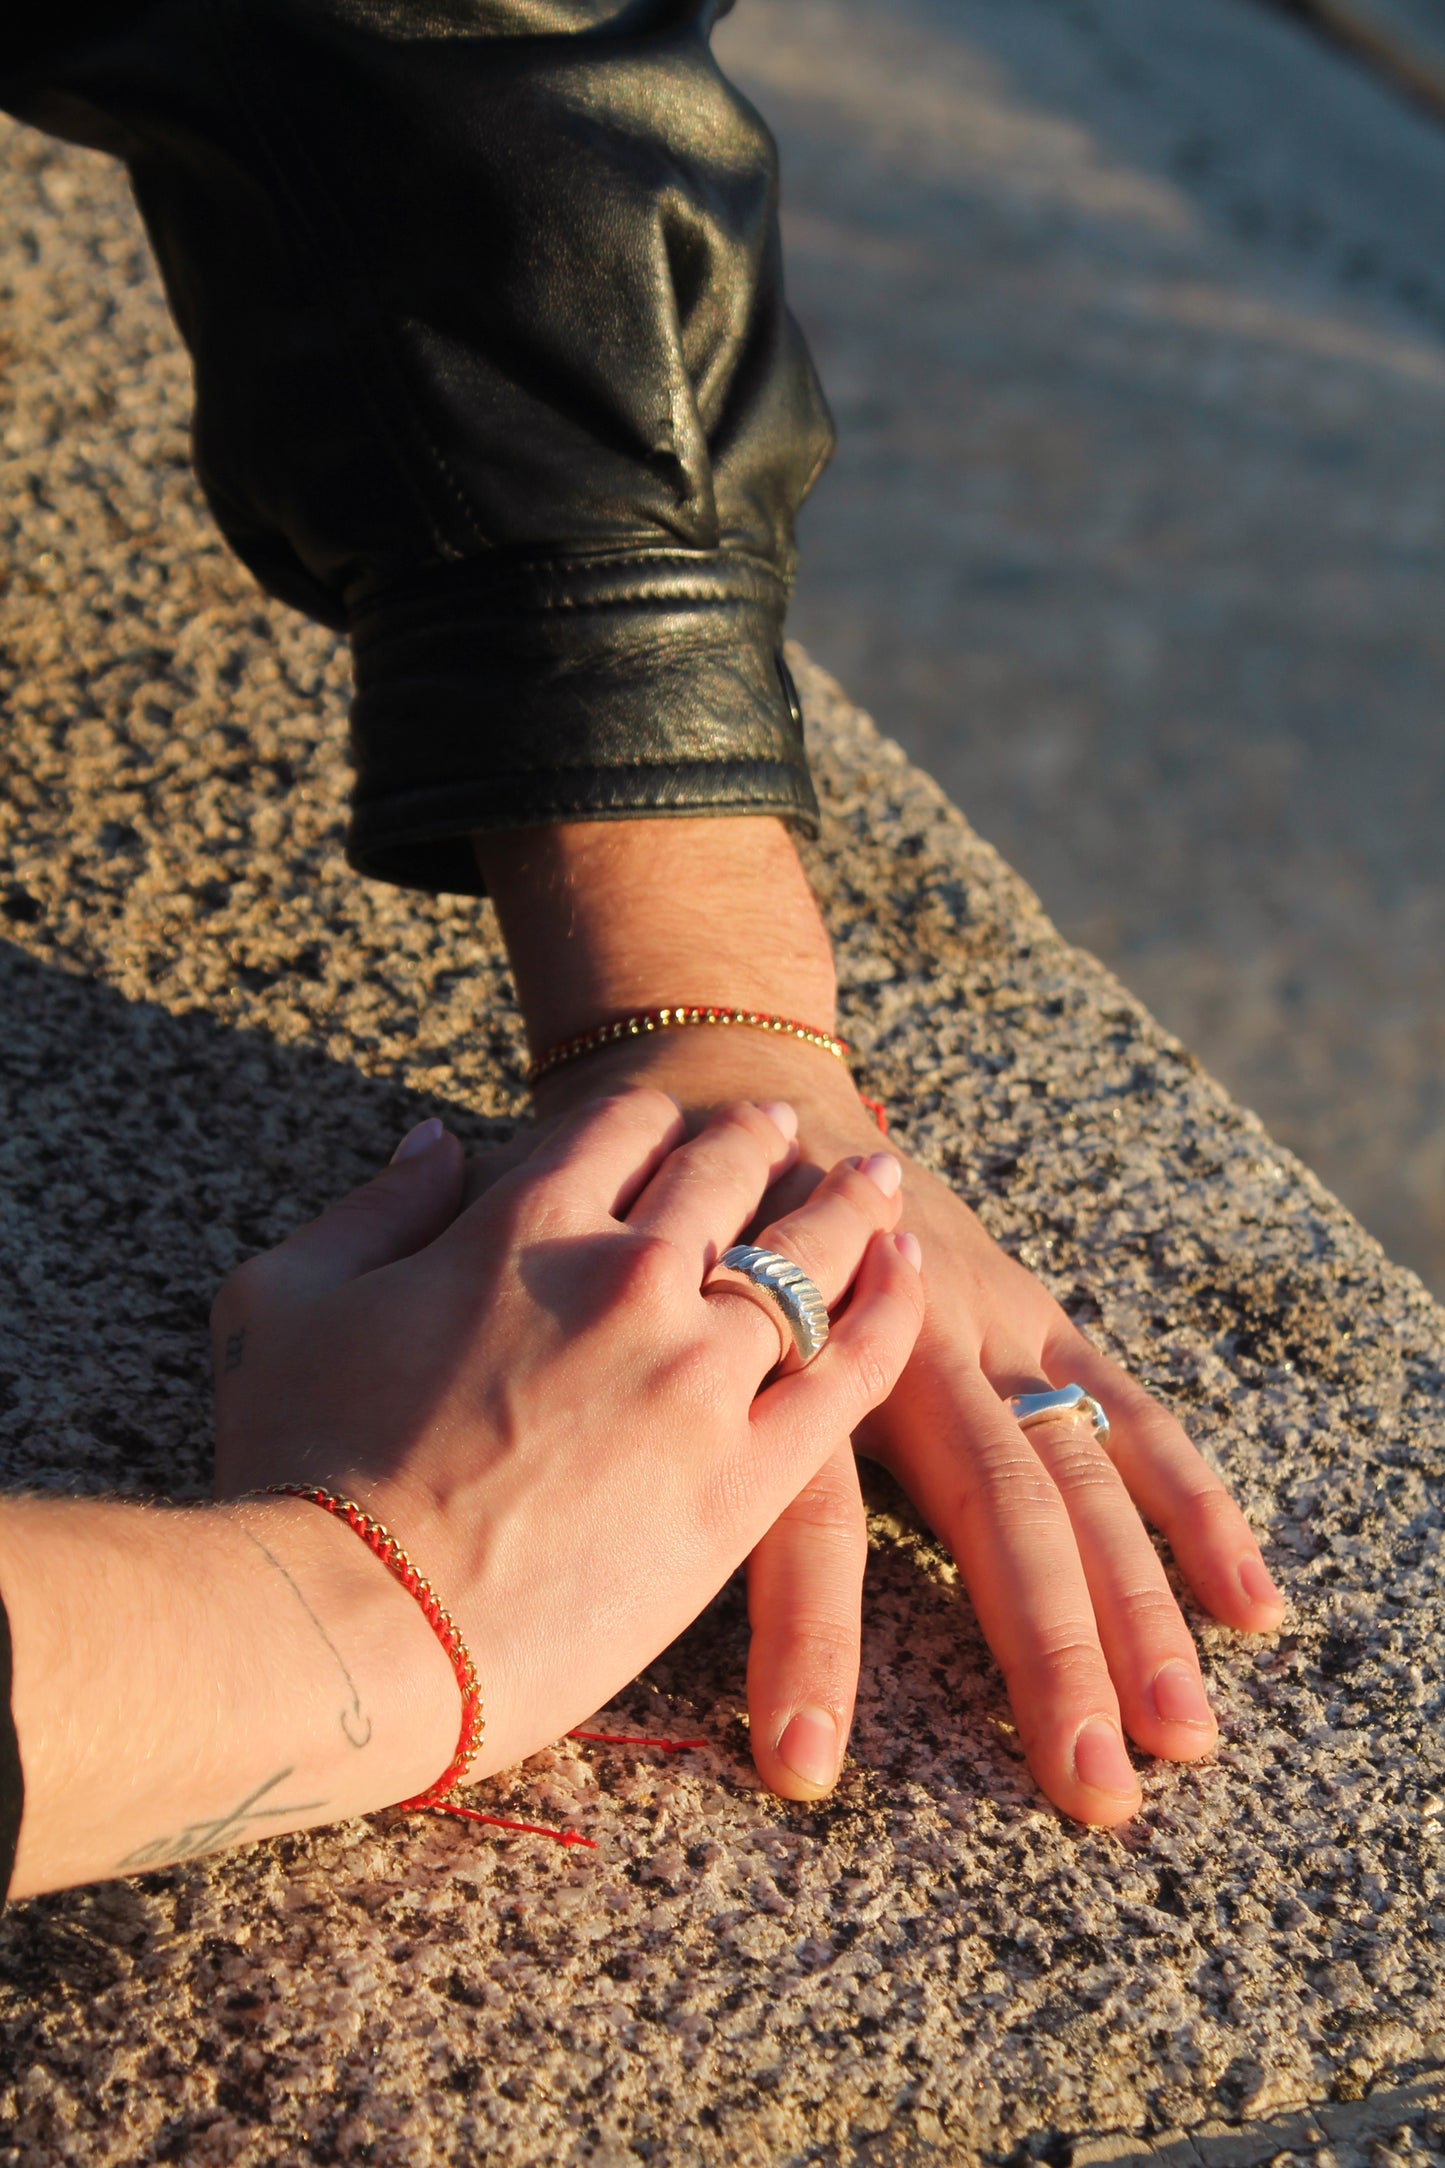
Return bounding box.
[264,1485,707,1850]
[526,1004,887,1133]
[263,1484,498,1814]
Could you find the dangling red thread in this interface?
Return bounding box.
[424,1732,705,1848]
[858,1092,888,1134]
[568,1730,707,1753]
[430,1802,597,1849]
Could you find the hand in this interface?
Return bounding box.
[1,1091,922,1898]
[213,1090,924,1781]
[473,811,1284,1826]
[527,1030,1285,1825]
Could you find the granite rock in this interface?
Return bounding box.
[2,115,1444,2168]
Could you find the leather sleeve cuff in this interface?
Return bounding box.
[345,554,819,895]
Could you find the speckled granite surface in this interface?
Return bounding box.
[2,119,1444,2168]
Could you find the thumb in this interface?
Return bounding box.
[460,1123,540,1209]
[257,1119,467,1303]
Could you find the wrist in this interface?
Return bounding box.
[0,1495,458,1896]
[228,1496,461,1806]
[475,816,837,1054]
[530,1014,879,1146]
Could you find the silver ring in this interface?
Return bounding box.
[1007,1382,1110,1444]
[706,1245,830,1367]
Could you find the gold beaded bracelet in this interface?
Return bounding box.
[525,1005,850,1088]
[525,1005,887,1131]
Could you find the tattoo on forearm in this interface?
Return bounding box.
[239,1524,373,1748]
[223,1327,247,1373]
[118,1768,326,1868]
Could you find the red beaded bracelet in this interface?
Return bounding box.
[526,1004,887,1132]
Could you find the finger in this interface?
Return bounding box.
[745,1440,866,1802]
[214,1120,467,1339]
[1048,1326,1286,1634]
[475,1087,686,1228]
[460,1127,541,1209]
[702,1150,909,1380]
[757,1152,906,1305]
[626,1100,798,1263]
[881,1348,1144,1826]
[1007,1396,1219,1764]
[749,1233,925,1489]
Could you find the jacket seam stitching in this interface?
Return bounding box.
[350,552,787,622]
[361,592,777,630]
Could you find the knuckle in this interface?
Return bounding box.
[1123,1390,1196,1459]
[466,1176,550,1268]
[326,1186,396,1237]
[211,1251,269,1326]
[1110,1373,1171,1423]
[1172,1474,1243,1539]
[782,1475,867,1550]
[826,1162,894,1225]
[716,1099,778,1148]
[764,1189,874,1278]
[839,1328,896,1411]
[767,1629,860,1702]
[605,1084,681,1128]
[954,1437,1061,1521]
[611,1231,689,1312]
[764,1221,830,1287]
[485,1179,537,1248]
[1040,1430,1122,1496]
[1020,1630,1112,1697]
[1110,1582,1187,1641]
[668,1130,763,1209]
[517,1163,587,1236]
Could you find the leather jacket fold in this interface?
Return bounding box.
[3,0,834,891]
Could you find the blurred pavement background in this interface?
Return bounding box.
[716,0,1445,1295]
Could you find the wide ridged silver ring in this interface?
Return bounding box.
[705,1245,831,1368]
[1007,1383,1110,1444]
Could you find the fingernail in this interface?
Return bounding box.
[1150,1661,1214,1729]
[1239,1555,1282,1609]
[1073,1717,1139,1799]
[895,1231,923,1271]
[860,1152,902,1198]
[392,1117,445,1164]
[755,1100,799,1143]
[777,1705,841,1791]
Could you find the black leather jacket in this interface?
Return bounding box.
[3,2,834,893]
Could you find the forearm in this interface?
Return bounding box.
[0,1496,455,1898]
